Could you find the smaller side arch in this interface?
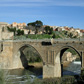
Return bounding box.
[59,46,81,62]
[54,45,82,77]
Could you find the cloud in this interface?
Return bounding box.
[51,0,84,7]
[0,0,84,7]
[0,0,50,2]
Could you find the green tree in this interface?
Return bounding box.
[68,32,73,38]
[17,29,24,36]
[49,28,53,34]
[7,27,16,36]
[44,26,50,34]
[35,28,38,34]
[27,20,43,27]
[63,31,68,35]
[52,33,56,38]
[35,20,43,26]
[28,22,35,26]
[44,26,53,34]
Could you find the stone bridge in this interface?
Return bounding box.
[0,39,84,78]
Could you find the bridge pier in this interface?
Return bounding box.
[82,51,84,68]
[43,64,55,78]
[43,64,61,78]
[43,52,61,78]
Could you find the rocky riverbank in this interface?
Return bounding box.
[63,61,71,68]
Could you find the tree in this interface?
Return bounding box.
[35,28,38,34]
[35,20,43,27]
[17,29,24,36]
[7,27,16,36]
[44,26,53,34]
[27,20,43,27]
[63,31,68,35]
[49,28,53,34]
[52,33,56,38]
[27,22,35,26]
[68,32,73,38]
[44,26,50,34]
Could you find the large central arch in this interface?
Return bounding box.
[19,44,43,69]
[12,43,44,70]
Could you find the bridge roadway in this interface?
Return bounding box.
[0,39,84,78]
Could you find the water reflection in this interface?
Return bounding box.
[6,67,42,84]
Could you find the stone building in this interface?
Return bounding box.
[0,22,9,27]
[0,22,14,40]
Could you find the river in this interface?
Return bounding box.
[63,61,81,76]
[6,67,42,84]
[5,61,81,84]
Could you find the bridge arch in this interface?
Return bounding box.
[14,44,44,69]
[55,45,82,77]
[59,46,81,58]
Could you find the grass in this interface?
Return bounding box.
[14,34,52,40]
[27,34,52,39]
[0,69,5,84]
[0,69,9,84]
[14,33,62,40]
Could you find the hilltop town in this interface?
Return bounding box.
[0,21,84,40]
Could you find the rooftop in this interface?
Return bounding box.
[0,22,9,25]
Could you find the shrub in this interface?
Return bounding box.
[0,69,9,84]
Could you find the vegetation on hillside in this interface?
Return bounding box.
[7,27,24,36]
[66,49,78,55]
[7,20,80,39]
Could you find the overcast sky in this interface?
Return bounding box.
[0,0,84,29]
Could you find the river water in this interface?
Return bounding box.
[5,61,81,84]
[63,61,81,76]
[6,67,42,84]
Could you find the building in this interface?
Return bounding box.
[18,23,26,29]
[0,22,9,27]
[10,22,26,29]
[0,23,14,40]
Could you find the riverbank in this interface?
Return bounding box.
[29,61,70,68]
[29,62,43,68]
[63,61,71,68]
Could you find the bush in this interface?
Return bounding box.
[0,69,9,84]
[52,34,56,38]
[81,68,84,81]
[41,76,75,84]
